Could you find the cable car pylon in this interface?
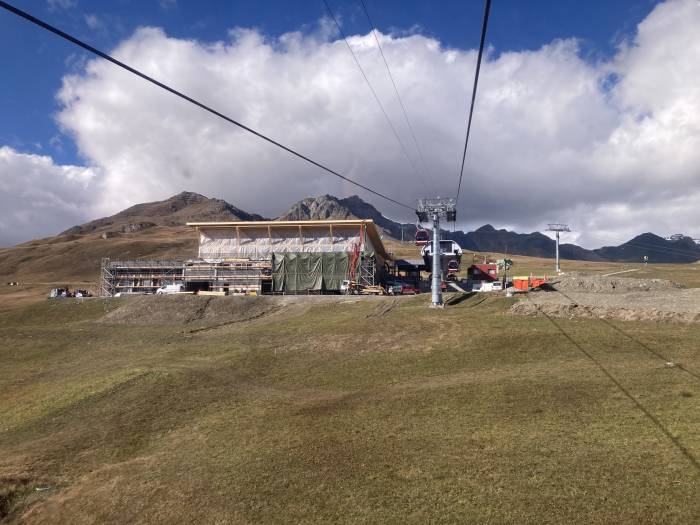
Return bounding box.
[417,198,457,307]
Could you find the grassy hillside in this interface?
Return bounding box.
[0,226,198,310]
[2,295,700,523]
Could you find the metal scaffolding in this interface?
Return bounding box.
[99,258,271,296]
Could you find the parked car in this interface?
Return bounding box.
[156,284,184,294]
[400,283,419,295]
[491,281,503,291]
[386,282,403,295]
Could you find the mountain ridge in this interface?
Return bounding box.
[34,192,700,264]
[61,191,267,237]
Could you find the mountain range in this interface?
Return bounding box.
[7,192,700,270]
[271,193,700,263]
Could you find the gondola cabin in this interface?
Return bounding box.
[415,229,429,246]
[447,259,460,275]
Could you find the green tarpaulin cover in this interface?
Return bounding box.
[272,252,351,292]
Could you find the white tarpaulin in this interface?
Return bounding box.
[198,225,377,259]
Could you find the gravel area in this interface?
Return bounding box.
[548,274,683,294]
[511,275,700,323]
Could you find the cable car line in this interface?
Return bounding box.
[322,0,431,194]
[0,0,415,211]
[455,0,491,204]
[358,0,435,193]
[538,306,700,473]
[552,289,700,382]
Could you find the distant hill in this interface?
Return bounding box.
[594,233,700,263]
[62,191,266,237]
[0,191,266,284]
[449,225,602,261]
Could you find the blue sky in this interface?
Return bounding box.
[1,0,660,167]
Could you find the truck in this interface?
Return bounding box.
[156,284,184,295]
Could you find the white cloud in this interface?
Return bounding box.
[84,14,101,30]
[2,0,699,247]
[0,147,99,245]
[47,0,77,11]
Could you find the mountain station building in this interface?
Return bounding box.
[99,219,392,296]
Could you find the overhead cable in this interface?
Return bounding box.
[322,0,431,194]
[359,0,434,192]
[0,0,414,211]
[456,0,491,204]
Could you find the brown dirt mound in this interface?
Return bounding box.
[99,295,283,326]
[550,274,682,294]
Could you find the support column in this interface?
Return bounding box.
[431,213,442,307]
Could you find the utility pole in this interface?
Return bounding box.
[417,198,456,308]
[546,224,570,273]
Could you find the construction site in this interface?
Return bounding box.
[4,0,700,522]
[99,219,397,297]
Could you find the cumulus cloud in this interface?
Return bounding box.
[0,147,98,245]
[2,0,699,247]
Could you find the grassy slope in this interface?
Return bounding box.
[2,296,700,523]
[0,227,198,312]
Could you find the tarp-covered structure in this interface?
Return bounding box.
[272,252,350,292]
[186,219,393,294]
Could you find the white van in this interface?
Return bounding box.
[156,284,184,294]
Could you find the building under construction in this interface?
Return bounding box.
[99,219,392,296]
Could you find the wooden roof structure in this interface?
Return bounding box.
[187,219,391,260]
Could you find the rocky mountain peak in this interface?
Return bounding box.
[61,192,265,236]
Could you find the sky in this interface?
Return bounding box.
[1,0,698,248]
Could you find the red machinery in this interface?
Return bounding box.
[348,223,365,282]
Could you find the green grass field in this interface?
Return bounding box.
[2,293,700,523]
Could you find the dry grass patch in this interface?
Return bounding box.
[1,295,700,523]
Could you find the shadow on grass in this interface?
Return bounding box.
[537,303,700,476]
[554,289,700,383]
[444,292,477,307]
